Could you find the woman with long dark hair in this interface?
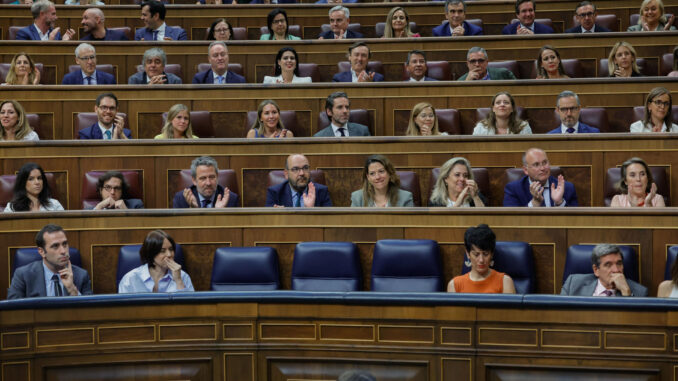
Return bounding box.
[4,162,63,212]
[263,47,312,84]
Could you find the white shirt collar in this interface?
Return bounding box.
[98,121,114,138]
[331,122,349,137]
[560,121,580,133]
[34,23,49,41]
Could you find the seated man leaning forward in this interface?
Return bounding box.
[458,47,516,81]
[502,0,554,34]
[503,147,579,207]
[314,91,371,137]
[8,224,92,299]
[547,90,601,134]
[266,154,333,207]
[332,42,384,83]
[172,156,240,208]
[128,47,182,85]
[561,244,648,296]
[448,224,516,293]
[432,0,483,36]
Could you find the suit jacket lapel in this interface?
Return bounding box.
[282,182,293,207]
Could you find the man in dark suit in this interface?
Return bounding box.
[314,92,371,137]
[62,43,116,85]
[266,154,333,207]
[502,0,554,35]
[547,90,601,134]
[565,1,612,33]
[79,93,132,140]
[192,41,246,84]
[332,42,384,82]
[504,148,579,207]
[561,244,648,296]
[80,8,129,41]
[8,224,92,299]
[458,47,516,81]
[318,6,363,39]
[405,50,438,82]
[15,1,75,41]
[135,0,187,41]
[172,156,240,208]
[86,171,144,210]
[432,0,483,36]
[128,48,182,85]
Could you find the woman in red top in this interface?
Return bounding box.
[448,224,516,294]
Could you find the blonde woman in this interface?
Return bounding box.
[3,53,40,85]
[608,41,642,77]
[627,0,675,31]
[406,102,446,136]
[382,7,420,38]
[429,157,486,207]
[154,104,198,139]
[0,100,39,141]
[246,100,293,139]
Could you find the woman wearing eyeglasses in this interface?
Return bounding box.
[630,87,677,132]
[87,171,144,210]
[260,9,300,41]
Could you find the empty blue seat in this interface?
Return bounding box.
[371,239,442,292]
[665,246,678,280]
[12,247,82,279]
[291,242,361,291]
[116,244,185,287]
[460,241,535,294]
[210,247,280,291]
[563,244,638,285]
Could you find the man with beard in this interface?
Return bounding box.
[173,156,239,208]
[79,92,131,139]
[80,8,129,41]
[62,43,116,85]
[266,155,332,207]
[314,92,371,137]
[15,1,75,40]
[548,91,600,134]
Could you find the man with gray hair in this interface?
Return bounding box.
[173,156,239,208]
[433,0,483,36]
[15,1,75,40]
[561,244,647,296]
[192,41,246,84]
[547,90,600,134]
[80,8,129,41]
[128,48,182,84]
[458,47,516,81]
[318,6,363,39]
[62,43,116,85]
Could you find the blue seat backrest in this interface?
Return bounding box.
[371,239,442,292]
[665,246,678,280]
[563,244,638,285]
[12,247,82,279]
[116,244,185,287]
[210,247,280,291]
[291,242,362,292]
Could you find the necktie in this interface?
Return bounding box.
[86,76,92,85]
[201,198,210,208]
[52,274,63,296]
[602,290,614,297]
[338,127,346,137]
[152,30,159,40]
[294,193,301,207]
[566,127,575,134]
[217,75,224,84]
[104,130,112,140]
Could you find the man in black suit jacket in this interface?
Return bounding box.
[405,50,438,82]
[318,5,363,39]
[192,41,246,84]
[8,224,92,299]
[80,8,129,41]
[172,156,239,208]
[266,154,333,207]
[314,92,371,137]
[565,1,612,33]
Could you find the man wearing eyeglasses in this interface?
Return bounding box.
[62,43,116,85]
[458,47,516,81]
[79,93,131,140]
[504,147,579,207]
[87,171,143,210]
[565,1,611,33]
[266,154,333,207]
[548,91,600,134]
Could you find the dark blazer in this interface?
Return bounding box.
[81,28,129,41]
[7,260,93,299]
[432,20,483,36]
[192,69,246,84]
[62,69,116,85]
[266,180,333,207]
[134,25,187,41]
[15,24,62,40]
[503,175,578,207]
[314,122,371,137]
[332,70,385,82]
[172,184,239,208]
[547,122,600,134]
[128,71,182,85]
[458,67,516,81]
[78,123,132,140]
[565,24,612,33]
[502,21,554,34]
[408,76,438,82]
[560,273,648,296]
[85,198,144,210]
[318,29,363,39]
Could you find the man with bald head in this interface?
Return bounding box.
[266,154,333,207]
[503,148,578,207]
[80,8,129,41]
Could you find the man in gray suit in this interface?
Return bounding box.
[8,224,92,299]
[314,92,371,137]
[561,244,647,297]
[128,47,182,85]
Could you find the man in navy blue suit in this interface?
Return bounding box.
[405,50,437,82]
[79,93,132,140]
[80,8,129,41]
[62,43,116,85]
[135,0,187,41]
[547,91,601,134]
[333,42,384,82]
[502,0,554,35]
[432,0,483,36]
[565,1,612,33]
[318,6,363,39]
[15,1,75,41]
[504,148,579,207]
[192,41,246,84]
[266,154,333,208]
[172,156,239,209]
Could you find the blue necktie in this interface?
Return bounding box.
[86,76,92,85]
[566,127,575,133]
[217,75,224,84]
[202,198,210,208]
[152,30,159,40]
[294,193,301,207]
[104,130,112,139]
